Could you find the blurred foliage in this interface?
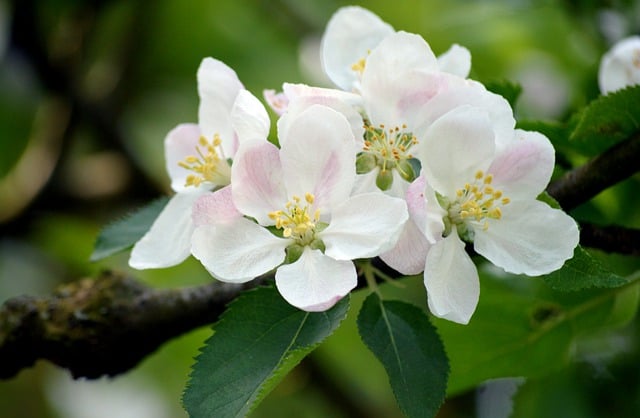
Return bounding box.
[1,0,640,417]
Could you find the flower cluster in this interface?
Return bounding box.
[130,6,579,323]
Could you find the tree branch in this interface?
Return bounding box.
[579,223,640,256]
[0,270,262,379]
[547,131,640,211]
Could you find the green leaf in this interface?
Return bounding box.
[357,293,449,418]
[485,79,522,108]
[541,246,627,291]
[436,267,638,395]
[183,285,349,418]
[90,196,169,261]
[569,85,640,155]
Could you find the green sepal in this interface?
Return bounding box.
[376,169,394,190]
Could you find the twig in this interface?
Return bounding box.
[0,271,262,379]
[579,223,640,256]
[547,132,640,211]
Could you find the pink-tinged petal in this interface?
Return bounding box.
[192,186,241,227]
[425,231,479,324]
[488,130,555,200]
[191,218,288,283]
[197,57,243,152]
[407,175,445,243]
[362,33,441,126]
[275,248,356,311]
[231,140,286,225]
[263,89,289,115]
[410,76,514,151]
[379,218,431,275]
[419,106,495,197]
[164,123,205,193]
[280,105,356,211]
[277,92,364,150]
[437,44,471,78]
[322,193,408,260]
[474,200,579,276]
[282,83,364,108]
[129,191,206,269]
[231,90,270,149]
[321,6,394,91]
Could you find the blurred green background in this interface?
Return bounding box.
[1,0,639,417]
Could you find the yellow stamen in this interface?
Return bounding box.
[178,134,230,187]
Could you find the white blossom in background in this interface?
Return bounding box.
[403,106,579,324]
[598,35,640,94]
[190,105,408,312]
[320,5,471,93]
[129,57,269,269]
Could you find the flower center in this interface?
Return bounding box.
[356,120,419,190]
[445,170,511,240]
[269,193,321,246]
[178,134,231,187]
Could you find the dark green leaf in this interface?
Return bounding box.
[90,196,169,261]
[569,85,640,155]
[541,246,627,291]
[485,79,522,108]
[357,293,448,418]
[183,285,349,418]
[437,267,637,395]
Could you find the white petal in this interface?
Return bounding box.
[192,186,240,227]
[275,248,356,311]
[129,192,205,269]
[191,218,288,282]
[363,31,438,86]
[425,231,479,324]
[197,57,243,154]
[474,200,579,276]
[488,130,555,200]
[437,44,472,78]
[230,89,270,148]
[277,91,364,149]
[231,140,286,225]
[598,36,640,94]
[361,32,440,126]
[322,193,408,260]
[280,105,356,211]
[410,76,515,151]
[352,169,380,195]
[420,106,495,197]
[164,123,206,193]
[379,218,431,275]
[321,6,394,91]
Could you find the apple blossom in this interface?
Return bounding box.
[320,6,471,93]
[129,57,269,269]
[404,106,579,324]
[598,35,640,94]
[190,105,408,311]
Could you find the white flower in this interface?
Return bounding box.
[190,105,408,311]
[129,58,269,269]
[408,106,579,324]
[599,35,640,94]
[321,6,471,93]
